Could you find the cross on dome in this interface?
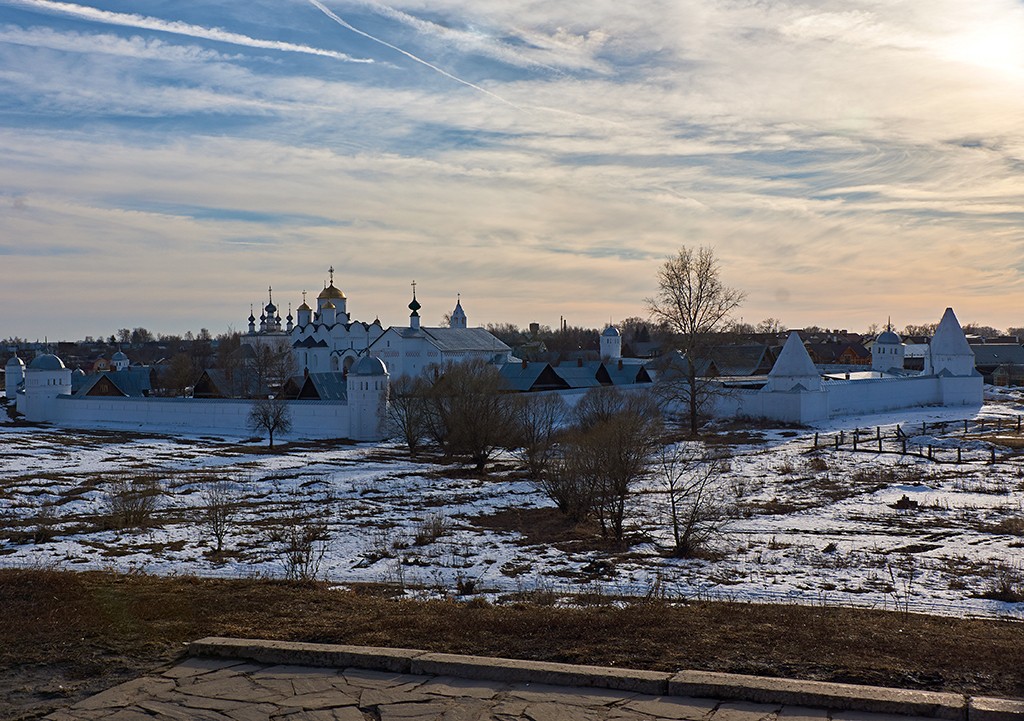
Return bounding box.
[408,280,421,314]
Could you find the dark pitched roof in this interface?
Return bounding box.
[605,360,653,385]
[193,368,268,399]
[708,345,776,376]
[75,368,154,398]
[552,361,612,388]
[649,350,718,377]
[421,327,511,353]
[294,372,348,401]
[498,362,570,392]
[971,344,1024,369]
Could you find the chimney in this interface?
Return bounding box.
[618,359,623,370]
[521,359,528,369]
[577,357,583,367]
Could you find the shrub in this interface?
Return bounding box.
[414,513,450,546]
[807,456,829,472]
[979,562,1024,602]
[102,475,162,530]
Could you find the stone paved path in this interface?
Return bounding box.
[44,656,945,721]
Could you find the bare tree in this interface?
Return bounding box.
[250,343,295,397]
[382,374,429,456]
[513,393,568,480]
[581,390,664,541]
[248,397,293,447]
[755,317,785,334]
[647,245,745,435]
[546,388,663,541]
[903,322,938,337]
[423,360,518,471]
[130,327,153,345]
[657,443,731,557]
[266,497,332,582]
[538,434,597,522]
[963,323,1001,339]
[202,479,238,554]
[160,352,196,397]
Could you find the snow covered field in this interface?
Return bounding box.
[2,392,1023,620]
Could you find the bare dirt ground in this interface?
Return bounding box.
[2,568,1023,720]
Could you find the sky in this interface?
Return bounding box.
[2,0,1024,341]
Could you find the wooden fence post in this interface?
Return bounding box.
[814,432,818,448]
[957,447,962,464]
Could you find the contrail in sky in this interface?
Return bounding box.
[307,0,519,108]
[6,0,374,63]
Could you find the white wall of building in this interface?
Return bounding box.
[706,373,981,424]
[43,396,353,439]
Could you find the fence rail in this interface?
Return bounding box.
[809,417,1024,465]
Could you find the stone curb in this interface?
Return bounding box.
[188,637,423,674]
[410,652,671,695]
[670,670,965,720]
[969,697,1024,721]
[188,638,1023,720]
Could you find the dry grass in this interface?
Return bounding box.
[2,568,1023,719]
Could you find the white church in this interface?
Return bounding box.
[242,270,512,378]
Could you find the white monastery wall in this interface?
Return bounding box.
[825,376,939,417]
[47,396,352,440]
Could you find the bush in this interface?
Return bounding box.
[808,456,829,472]
[266,516,330,582]
[102,475,162,530]
[265,488,334,581]
[979,563,1024,602]
[413,513,450,546]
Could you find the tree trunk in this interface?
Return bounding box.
[688,367,699,436]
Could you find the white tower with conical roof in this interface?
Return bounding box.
[925,308,976,376]
[766,332,822,392]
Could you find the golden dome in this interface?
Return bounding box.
[297,301,312,311]
[317,283,346,301]
[322,300,337,310]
